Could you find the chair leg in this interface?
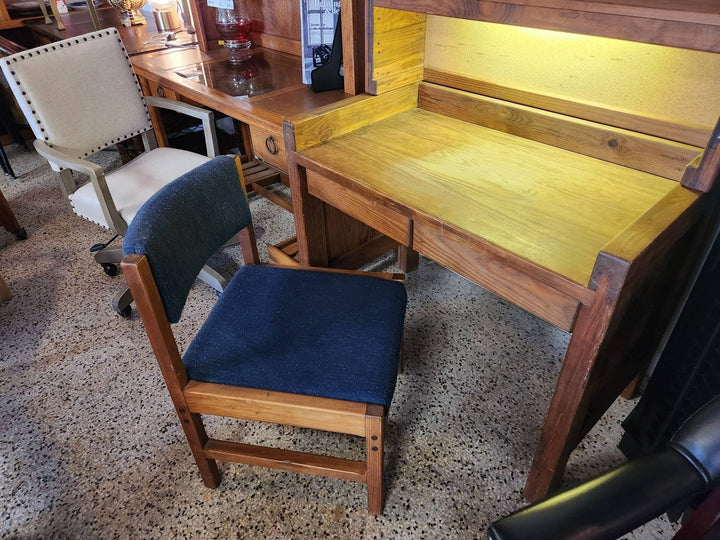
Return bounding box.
[0,145,15,178]
[365,404,385,515]
[93,247,124,264]
[0,272,11,301]
[182,412,221,488]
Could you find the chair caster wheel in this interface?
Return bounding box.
[102,263,119,276]
[112,287,133,319]
[14,228,27,240]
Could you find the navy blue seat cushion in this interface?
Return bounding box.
[183,265,407,409]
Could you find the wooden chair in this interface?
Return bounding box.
[120,156,407,514]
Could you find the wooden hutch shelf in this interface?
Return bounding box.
[371,0,720,53]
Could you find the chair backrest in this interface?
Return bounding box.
[0,28,152,159]
[123,155,253,322]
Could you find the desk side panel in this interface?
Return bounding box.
[366,6,425,94]
[284,84,418,151]
[524,187,712,501]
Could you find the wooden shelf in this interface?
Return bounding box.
[373,0,720,52]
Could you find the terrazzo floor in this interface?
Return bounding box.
[0,143,679,538]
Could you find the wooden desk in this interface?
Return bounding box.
[284,2,720,502]
[22,8,194,55]
[130,46,370,232]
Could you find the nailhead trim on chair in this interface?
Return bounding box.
[69,199,112,230]
[1,28,153,156]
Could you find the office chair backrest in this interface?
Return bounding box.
[123,156,252,322]
[0,28,152,159]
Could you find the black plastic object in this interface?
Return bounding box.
[90,234,119,253]
[310,16,343,93]
[620,222,720,461]
[487,397,720,540]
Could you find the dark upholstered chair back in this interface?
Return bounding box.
[123,156,252,322]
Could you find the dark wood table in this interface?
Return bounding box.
[23,8,195,55]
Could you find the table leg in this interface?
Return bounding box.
[289,166,329,266]
[523,271,623,501]
[397,244,419,272]
[0,273,11,301]
[0,188,21,234]
[524,207,709,501]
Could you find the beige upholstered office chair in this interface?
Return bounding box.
[121,156,407,514]
[0,28,222,316]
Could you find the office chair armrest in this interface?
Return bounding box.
[487,448,708,540]
[143,96,219,158]
[34,140,126,234]
[34,139,104,177]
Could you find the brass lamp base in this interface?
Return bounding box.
[119,8,147,26]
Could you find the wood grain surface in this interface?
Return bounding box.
[298,108,682,286]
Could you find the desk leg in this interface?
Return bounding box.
[0,188,21,235]
[137,77,170,148]
[290,164,389,268]
[289,165,329,266]
[524,210,707,501]
[523,271,623,501]
[397,244,419,272]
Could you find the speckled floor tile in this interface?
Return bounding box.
[0,144,678,539]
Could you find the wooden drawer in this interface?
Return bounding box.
[306,169,411,246]
[250,125,286,171]
[145,80,178,100]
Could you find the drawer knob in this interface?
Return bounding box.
[156,86,165,98]
[265,135,278,155]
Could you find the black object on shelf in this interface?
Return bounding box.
[310,16,343,93]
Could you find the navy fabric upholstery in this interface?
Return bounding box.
[183,265,407,408]
[123,156,252,322]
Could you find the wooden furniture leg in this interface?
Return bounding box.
[0,272,10,301]
[523,271,623,501]
[365,404,385,515]
[397,244,419,272]
[0,188,25,239]
[524,195,710,501]
[289,165,330,266]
